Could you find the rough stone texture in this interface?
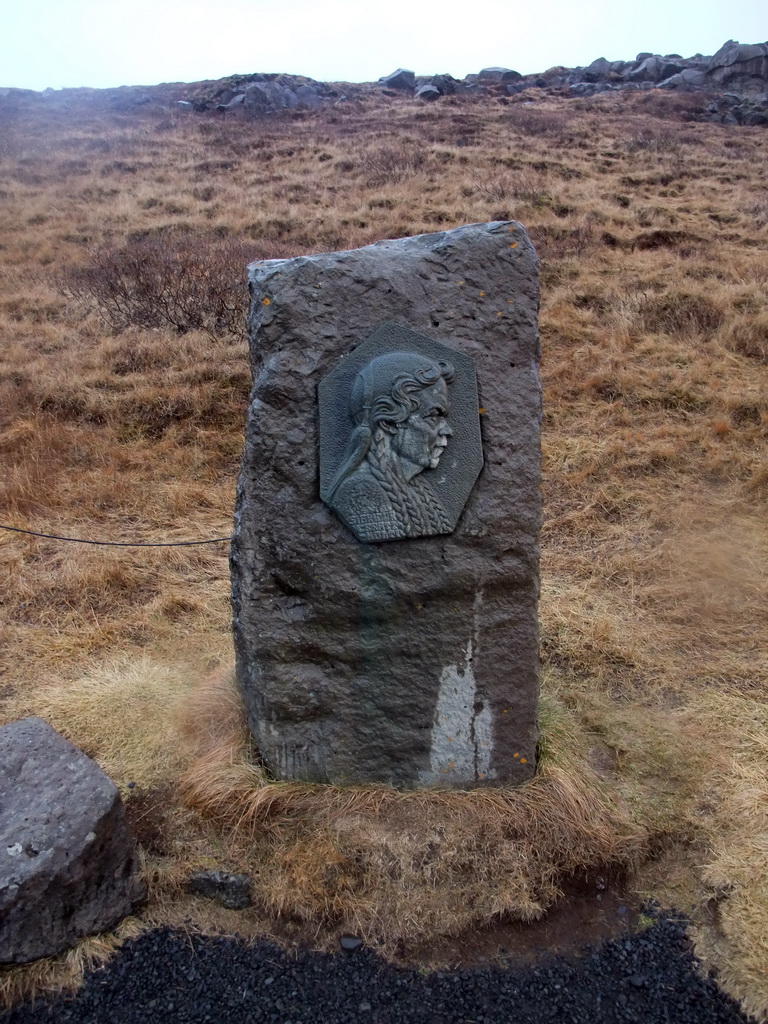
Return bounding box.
[708,39,768,71]
[244,80,298,115]
[659,69,707,90]
[705,40,768,94]
[583,57,612,82]
[294,84,322,110]
[627,56,685,83]
[231,221,541,789]
[379,68,415,91]
[415,84,441,102]
[429,74,462,95]
[0,717,144,964]
[186,871,252,910]
[478,67,521,84]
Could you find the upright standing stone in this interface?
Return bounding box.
[231,221,541,788]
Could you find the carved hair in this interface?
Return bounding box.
[327,351,455,536]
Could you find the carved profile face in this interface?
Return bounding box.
[318,323,484,544]
[388,378,453,474]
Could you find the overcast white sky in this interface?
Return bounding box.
[1,0,765,91]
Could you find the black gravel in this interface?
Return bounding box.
[2,912,756,1024]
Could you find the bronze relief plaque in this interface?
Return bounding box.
[319,322,484,543]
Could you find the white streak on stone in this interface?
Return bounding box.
[420,591,496,785]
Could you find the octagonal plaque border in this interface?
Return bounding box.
[318,322,484,542]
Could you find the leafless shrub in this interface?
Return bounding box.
[503,106,576,143]
[472,170,551,205]
[59,233,291,338]
[624,128,680,155]
[529,220,599,261]
[360,142,428,184]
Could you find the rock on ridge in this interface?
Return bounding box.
[375,39,768,124]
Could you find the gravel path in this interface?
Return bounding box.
[1,913,756,1024]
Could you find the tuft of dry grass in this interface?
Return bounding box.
[178,671,652,944]
[691,692,768,1022]
[0,918,146,1010]
[3,656,198,786]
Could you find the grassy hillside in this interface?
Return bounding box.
[0,84,766,1016]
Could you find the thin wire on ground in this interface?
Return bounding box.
[0,524,232,547]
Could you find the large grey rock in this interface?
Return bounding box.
[294,84,322,110]
[415,84,441,102]
[231,221,541,789]
[627,55,684,83]
[186,870,252,909]
[417,74,462,96]
[244,80,298,115]
[583,57,612,82]
[708,39,768,71]
[536,66,569,87]
[379,69,415,91]
[0,717,143,963]
[658,68,707,90]
[705,39,768,93]
[478,67,522,84]
[569,82,603,97]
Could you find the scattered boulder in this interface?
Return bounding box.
[82,40,768,128]
[583,57,612,82]
[658,68,708,90]
[478,67,522,84]
[379,68,415,91]
[705,93,768,125]
[244,80,299,115]
[295,83,322,109]
[627,55,685,83]
[428,73,463,95]
[0,717,144,964]
[569,82,609,97]
[415,84,441,102]
[186,871,252,910]
[709,39,768,70]
[706,39,768,93]
[534,66,570,88]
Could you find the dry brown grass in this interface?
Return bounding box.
[0,83,767,1016]
[178,672,651,943]
[0,918,146,1010]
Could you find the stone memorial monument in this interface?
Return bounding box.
[231,220,540,788]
